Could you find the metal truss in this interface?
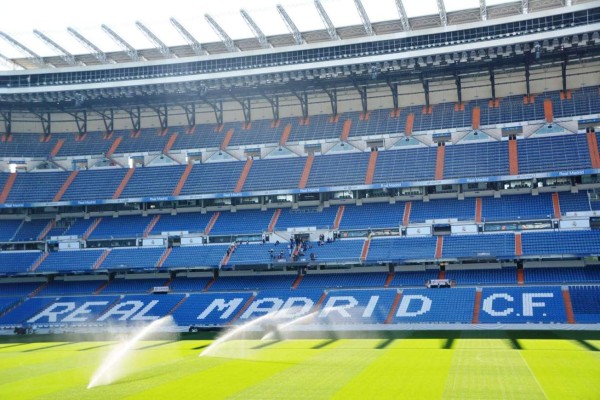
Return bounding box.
[314,0,340,40]
[241,9,270,49]
[0,32,46,67]
[354,0,374,36]
[480,0,487,21]
[205,14,238,52]
[394,0,411,31]
[67,27,111,64]
[170,18,203,56]
[33,30,78,66]
[101,24,143,62]
[261,93,280,121]
[135,21,173,58]
[276,4,305,45]
[437,0,448,26]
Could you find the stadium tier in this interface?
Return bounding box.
[1,132,600,205]
[0,87,600,161]
[1,282,598,328]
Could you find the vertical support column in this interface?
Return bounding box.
[173,163,194,196]
[508,139,519,175]
[543,99,553,123]
[298,154,314,189]
[105,136,122,157]
[405,113,414,135]
[113,168,135,199]
[0,173,17,203]
[163,133,178,154]
[475,197,482,223]
[435,236,444,259]
[472,106,480,130]
[402,202,412,226]
[385,291,402,324]
[515,233,523,257]
[333,205,345,230]
[561,286,576,324]
[279,123,292,147]
[552,192,561,220]
[472,288,482,324]
[53,170,79,202]
[268,209,281,233]
[340,119,352,141]
[50,139,64,157]
[360,236,371,261]
[234,158,254,193]
[365,151,378,185]
[586,131,600,168]
[435,145,445,180]
[204,212,220,235]
[220,128,235,151]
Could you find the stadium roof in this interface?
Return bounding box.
[0,0,588,70]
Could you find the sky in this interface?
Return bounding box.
[0,0,515,62]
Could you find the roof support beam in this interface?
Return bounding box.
[388,81,399,110]
[152,105,168,131]
[101,24,143,62]
[421,74,430,110]
[294,91,309,119]
[203,100,223,125]
[355,84,368,114]
[489,67,496,101]
[455,71,462,104]
[96,109,114,133]
[354,0,374,36]
[67,27,111,64]
[125,106,141,132]
[170,18,203,56]
[0,32,46,67]
[240,9,271,49]
[205,14,238,52]
[525,60,531,98]
[276,4,305,45]
[1,111,12,135]
[561,55,568,94]
[232,96,251,124]
[480,0,487,21]
[261,93,280,121]
[314,0,340,40]
[522,0,529,14]
[394,0,411,31]
[33,30,78,66]
[437,0,448,26]
[322,86,338,116]
[181,103,196,129]
[68,110,87,136]
[35,112,52,137]
[135,21,173,58]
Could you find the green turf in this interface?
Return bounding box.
[0,334,599,399]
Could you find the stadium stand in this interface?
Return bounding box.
[1,3,600,333]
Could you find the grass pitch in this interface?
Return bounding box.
[0,332,599,399]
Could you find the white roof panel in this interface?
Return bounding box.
[362,0,402,23]
[444,0,480,13]
[403,0,440,18]
[321,0,363,28]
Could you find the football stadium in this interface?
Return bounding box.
[0,0,599,398]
